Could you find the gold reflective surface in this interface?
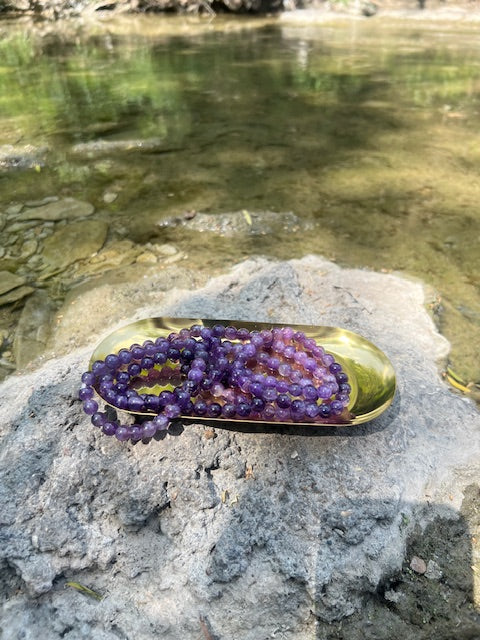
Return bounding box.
[90,317,396,427]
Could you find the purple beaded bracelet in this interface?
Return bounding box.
[79,324,352,443]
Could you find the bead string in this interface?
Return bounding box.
[79,324,352,443]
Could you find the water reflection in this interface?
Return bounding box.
[0,16,480,386]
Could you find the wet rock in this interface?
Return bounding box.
[13,290,54,369]
[0,271,26,296]
[40,220,108,275]
[18,198,95,222]
[71,137,167,158]
[19,240,38,260]
[157,209,305,237]
[0,285,35,306]
[0,144,47,172]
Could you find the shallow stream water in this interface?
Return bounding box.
[1,14,479,385]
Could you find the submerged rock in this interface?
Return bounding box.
[0,144,47,172]
[158,209,306,237]
[0,256,479,639]
[71,137,168,158]
[0,285,35,306]
[0,271,26,296]
[40,220,108,275]
[18,198,94,222]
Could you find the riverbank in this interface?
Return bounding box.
[1,0,480,22]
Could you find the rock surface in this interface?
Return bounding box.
[1,255,479,640]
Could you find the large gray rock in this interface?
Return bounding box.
[0,256,479,640]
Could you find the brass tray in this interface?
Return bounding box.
[90,317,396,427]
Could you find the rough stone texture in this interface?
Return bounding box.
[1,256,479,640]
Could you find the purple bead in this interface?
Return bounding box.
[127,396,145,412]
[115,395,129,410]
[262,387,277,402]
[303,385,318,401]
[143,341,157,357]
[128,363,141,377]
[145,395,161,412]
[190,324,202,337]
[92,361,109,377]
[266,357,280,371]
[81,371,95,386]
[283,345,296,360]
[289,383,302,397]
[236,402,251,417]
[193,400,207,416]
[323,354,335,367]
[131,346,145,360]
[304,357,317,372]
[290,399,305,419]
[159,391,174,406]
[130,425,143,441]
[252,397,265,413]
[275,408,290,422]
[154,352,167,365]
[293,351,308,366]
[225,326,238,340]
[222,403,236,418]
[206,403,222,418]
[212,325,226,338]
[105,354,120,370]
[241,343,257,359]
[118,349,132,364]
[167,347,180,361]
[91,412,107,427]
[104,389,117,404]
[250,382,264,397]
[318,385,333,399]
[336,372,349,384]
[200,327,212,340]
[330,400,344,415]
[79,386,93,401]
[237,328,250,341]
[275,380,289,394]
[115,426,130,441]
[251,333,263,347]
[102,422,117,436]
[141,357,154,370]
[142,421,158,438]
[276,393,291,409]
[153,414,169,430]
[278,363,292,378]
[318,404,331,418]
[340,383,351,393]
[164,404,181,419]
[304,402,320,418]
[260,330,273,345]
[290,370,302,383]
[263,404,276,419]
[83,399,98,415]
[155,338,169,352]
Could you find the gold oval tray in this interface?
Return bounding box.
[90,317,396,428]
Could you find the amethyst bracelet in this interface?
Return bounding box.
[79,324,352,443]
